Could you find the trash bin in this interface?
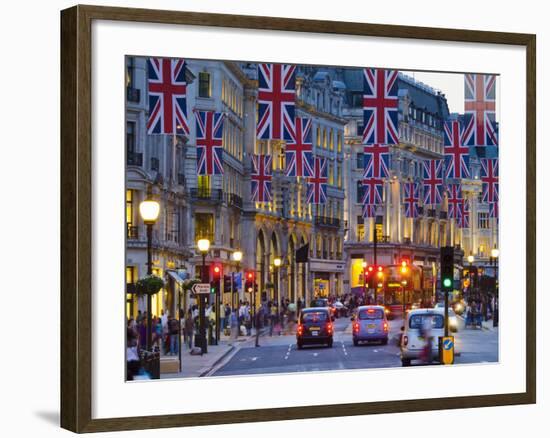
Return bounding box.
[141,350,160,379]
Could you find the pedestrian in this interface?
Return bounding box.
[230,308,239,340]
[184,309,194,350]
[126,328,141,381]
[168,316,180,355]
[255,306,265,347]
[154,317,163,352]
[137,317,147,350]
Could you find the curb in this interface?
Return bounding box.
[199,344,235,377]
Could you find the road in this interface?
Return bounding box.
[211,315,498,377]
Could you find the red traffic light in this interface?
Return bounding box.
[212,263,222,280]
[368,266,374,273]
[246,270,254,281]
[377,266,383,272]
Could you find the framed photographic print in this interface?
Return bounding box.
[60,4,536,433]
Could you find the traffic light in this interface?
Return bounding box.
[212,263,222,282]
[244,270,254,291]
[440,247,454,292]
[223,275,232,292]
[400,260,409,275]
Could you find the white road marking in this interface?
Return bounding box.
[313,352,318,357]
[374,349,378,353]
[251,357,258,361]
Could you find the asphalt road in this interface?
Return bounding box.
[212,315,498,377]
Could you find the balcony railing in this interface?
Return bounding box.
[314,216,341,228]
[126,87,141,103]
[228,193,243,209]
[127,151,143,166]
[127,224,139,240]
[403,237,411,244]
[427,208,436,218]
[440,211,448,220]
[195,233,215,244]
[190,188,223,202]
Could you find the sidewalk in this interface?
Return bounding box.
[160,332,261,379]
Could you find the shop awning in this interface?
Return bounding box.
[166,270,185,285]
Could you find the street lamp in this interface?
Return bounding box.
[139,196,160,352]
[491,247,499,327]
[274,257,282,307]
[232,250,243,311]
[197,238,210,354]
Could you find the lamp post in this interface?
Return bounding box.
[467,253,474,302]
[139,196,160,352]
[233,250,243,310]
[362,261,368,301]
[274,257,282,307]
[197,238,210,354]
[401,280,408,321]
[491,247,499,327]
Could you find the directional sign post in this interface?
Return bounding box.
[439,335,455,365]
[191,283,211,295]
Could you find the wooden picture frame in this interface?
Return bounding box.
[60,4,536,433]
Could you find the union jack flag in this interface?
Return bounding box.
[464,74,498,147]
[283,117,314,177]
[362,69,399,145]
[456,199,470,228]
[251,154,273,203]
[195,110,224,175]
[362,203,377,218]
[146,58,189,135]
[444,120,470,179]
[363,143,390,179]
[489,201,499,219]
[306,157,328,204]
[362,177,384,205]
[480,158,499,204]
[447,184,463,219]
[257,63,296,140]
[403,182,420,218]
[422,160,444,205]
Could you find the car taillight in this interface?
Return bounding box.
[353,322,360,332]
[383,322,389,332]
[403,335,408,346]
[297,324,303,335]
[326,323,333,333]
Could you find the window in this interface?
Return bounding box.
[126,121,136,153]
[198,71,211,98]
[126,57,135,88]
[328,163,334,185]
[337,132,342,152]
[197,175,211,195]
[337,164,342,188]
[478,212,490,229]
[357,180,365,203]
[357,222,365,241]
[358,308,384,320]
[329,129,334,150]
[195,213,214,241]
[356,123,364,137]
[409,314,444,329]
[316,125,321,146]
[356,152,364,170]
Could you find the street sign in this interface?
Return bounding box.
[191,283,211,295]
[439,336,454,365]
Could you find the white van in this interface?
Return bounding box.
[400,308,446,366]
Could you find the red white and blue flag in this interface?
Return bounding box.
[457,199,470,228]
[463,74,498,147]
[480,158,499,218]
[147,58,189,135]
[403,182,420,218]
[306,157,328,204]
[283,117,314,177]
[362,204,377,218]
[363,143,390,179]
[195,110,224,176]
[251,154,273,203]
[422,159,444,205]
[447,184,463,220]
[362,69,399,145]
[257,63,296,140]
[362,177,384,206]
[444,120,470,179]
